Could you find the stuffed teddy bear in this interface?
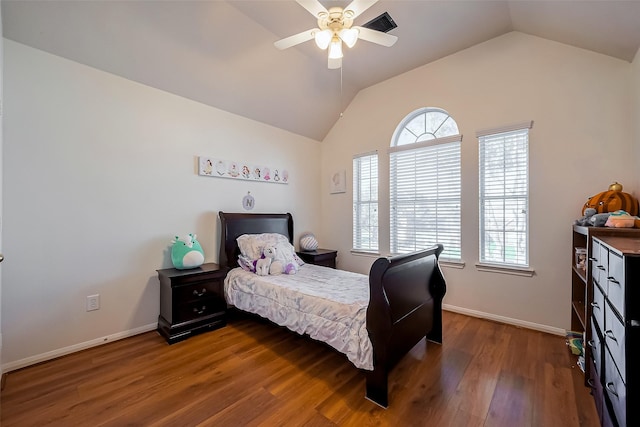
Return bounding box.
[262,246,284,275]
[589,213,611,227]
[574,208,597,226]
[260,245,298,275]
[582,182,639,216]
[255,254,272,276]
[171,233,204,270]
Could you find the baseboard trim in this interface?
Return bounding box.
[443,304,566,336]
[1,323,158,373]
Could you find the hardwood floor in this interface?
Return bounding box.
[1,311,598,426]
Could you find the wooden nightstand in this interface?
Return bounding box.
[157,263,228,344]
[297,249,338,269]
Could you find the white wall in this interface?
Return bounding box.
[0,6,4,374]
[2,40,321,370]
[321,32,635,332]
[633,47,640,198]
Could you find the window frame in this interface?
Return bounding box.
[476,121,534,276]
[352,151,379,254]
[389,108,462,261]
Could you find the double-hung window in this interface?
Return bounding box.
[353,152,379,252]
[389,108,461,260]
[478,122,532,267]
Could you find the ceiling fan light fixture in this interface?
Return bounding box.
[340,28,359,48]
[328,37,343,59]
[314,29,332,50]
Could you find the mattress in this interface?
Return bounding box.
[224,263,374,370]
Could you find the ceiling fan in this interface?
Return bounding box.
[274,0,398,69]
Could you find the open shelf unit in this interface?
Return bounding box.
[570,225,640,380]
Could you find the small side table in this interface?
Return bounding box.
[297,249,338,269]
[157,263,228,344]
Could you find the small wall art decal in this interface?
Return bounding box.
[198,157,289,185]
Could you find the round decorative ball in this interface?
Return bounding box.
[299,233,318,251]
[609,181,623,192]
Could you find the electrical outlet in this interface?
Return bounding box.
[86,294,100,311]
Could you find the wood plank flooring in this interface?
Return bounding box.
[0,311,599,426]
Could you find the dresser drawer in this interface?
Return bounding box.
[587,356,605,424]
[591,240,606,289]
[604,348,627,427]
[606,250,625,320]
[592,283,606,331]
[604,300,626,383]
[589,317,603,376]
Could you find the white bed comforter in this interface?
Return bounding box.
[224,264,374,370]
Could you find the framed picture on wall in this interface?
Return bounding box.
[330,170,346,194]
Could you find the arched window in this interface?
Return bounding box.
[389,108,461,260]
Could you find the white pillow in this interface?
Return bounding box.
[236,233,290,260]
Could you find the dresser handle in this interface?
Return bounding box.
[193,305,207,315]
[597,265,605,271]
[605,382,618,397]
[588,257,597,261]
[606,276,620,285]
[605,330,617,342]
[193,288,207,297]
[586,378,596,388]
[590,302,599,309]
[587,340,596,349]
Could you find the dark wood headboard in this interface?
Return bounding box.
[218,212,294,269]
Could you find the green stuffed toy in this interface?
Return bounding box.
[171,233,204,269]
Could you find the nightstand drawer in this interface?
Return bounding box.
[175,297,226,323]
[174,279,222,302]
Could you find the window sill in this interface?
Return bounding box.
[350,250,381,258]
[440,260,465,269]
[475,262,535,277]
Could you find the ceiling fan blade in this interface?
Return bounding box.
[354,26,398,47]
[274,29,316,50]
[296,0,328,18]
[344,0,378,19]
[328,57,342,69]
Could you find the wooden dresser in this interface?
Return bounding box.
[587,236,640,427]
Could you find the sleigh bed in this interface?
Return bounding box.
[218,211,446,408]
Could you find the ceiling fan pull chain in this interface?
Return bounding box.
[340,64,344,118]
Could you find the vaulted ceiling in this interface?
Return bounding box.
[4,1,640,141]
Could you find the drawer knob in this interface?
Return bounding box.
[605,330,617,342]
[193,305,207,315]
[605,382,618,397]
[587,340,596,349]
[586,378,596,388]
[606,276,620,285]
[597,265,605,270]
[193,288,207,297]
[590,302,599,309]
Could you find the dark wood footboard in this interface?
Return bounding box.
[365,245,446,408]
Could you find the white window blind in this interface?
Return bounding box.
[390,138,461,260]
[353,152,378,252]
[478,127,530,266]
